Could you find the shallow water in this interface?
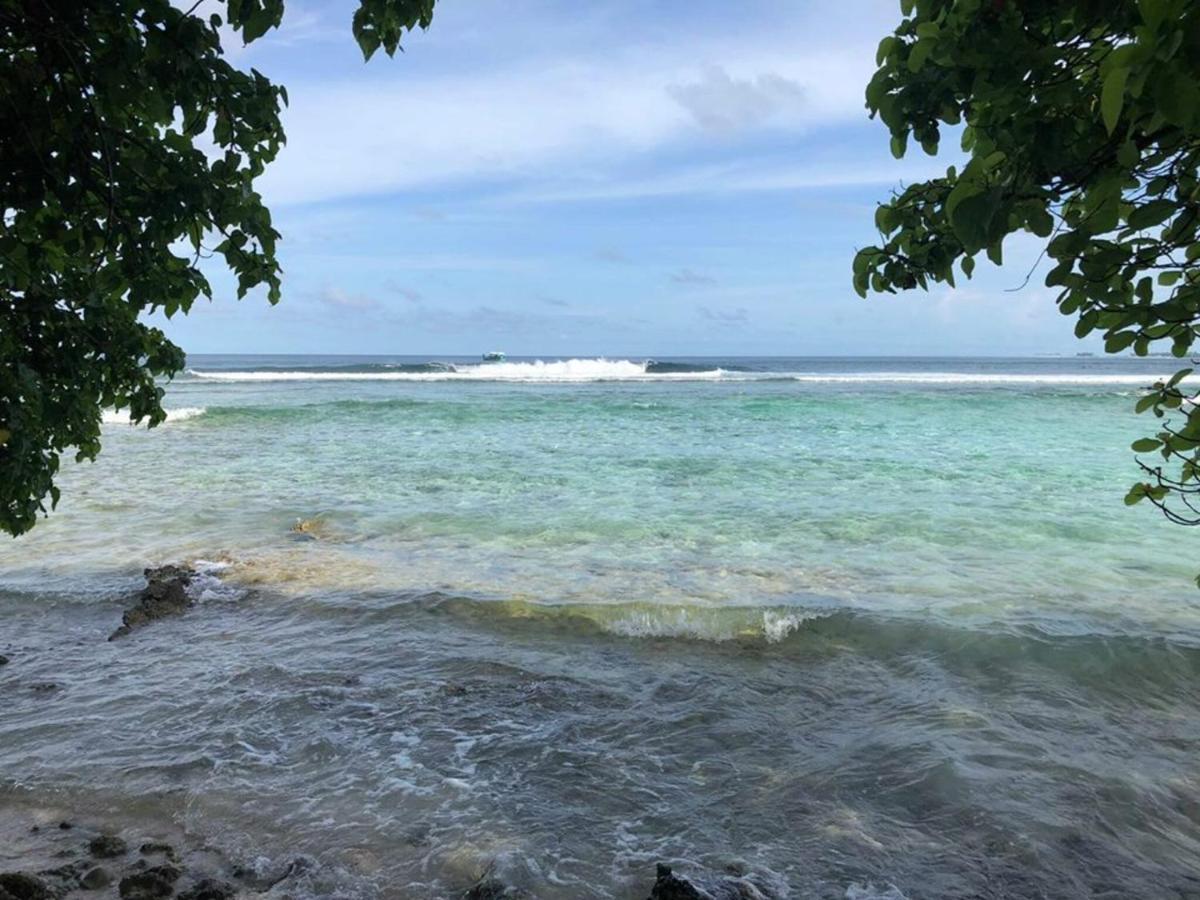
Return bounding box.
[2,356,1199,898]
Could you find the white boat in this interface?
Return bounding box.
[482,351,506,362]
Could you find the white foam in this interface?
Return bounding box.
[785,372,1163,385]
[185,361,1165,386]
[761,610,809,642]
[601,606,819,642]
[101,406,206,425]
[187,558,243,603]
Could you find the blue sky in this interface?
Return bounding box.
[156,0,1100,357]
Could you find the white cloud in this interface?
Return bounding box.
[671,268,718,286]
[669,65,806,133]
[258,14,889,205]
[500,155,951,204]
[317,286,378,311]
[697,305,750,326]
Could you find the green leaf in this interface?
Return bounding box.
[1128,199,1176,230]
[907,39,934,73]
[1106,331,1138,353]
[1101,67,1129,134]
[876,36,897,65]
[947,185,1003,253]
[1132,438,1163,453]
[1136,393,1160,413]
[1139,0,1166,29]
[1125,484,1149,505]
[1167,368,1193,388]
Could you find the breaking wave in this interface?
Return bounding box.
[187,358,729,382]
[100,406,207,425]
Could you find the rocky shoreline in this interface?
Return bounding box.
[1,797,778,899]
[0,812,237,900]
[0,813,761,900]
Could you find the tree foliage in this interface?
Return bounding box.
[856,0,1200,542]
[0,0,433,535]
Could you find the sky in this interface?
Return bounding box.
[153,0,1103,357]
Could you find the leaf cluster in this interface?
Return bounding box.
[0,0,433,535]
[855,0,1200,533]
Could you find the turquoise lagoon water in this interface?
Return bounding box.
[2,356,1199,898]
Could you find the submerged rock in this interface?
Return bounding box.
[89,833,128,858]
[37,861,88,892]
[646,863,780,900]
[176,878,235,900]
[291,518,318,538]
[0,654,9,666]
[0,873,55,900]
[231,856,311,892]
[118,864,181,900]
[109,566,196,640]
[463,876,530,899]
[139,842,178,862]
[80,867,112,890]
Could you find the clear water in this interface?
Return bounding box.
[2,356,1198,898]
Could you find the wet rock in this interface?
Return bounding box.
[232,857,311,892]
[176,878,236,900]
[80,867,113,890]
[464,876,530,899]
[0,873,55,900]
[109,566,196,640]
[144,866,181,884]
[0,654,9,666]
[646,863,778,900]
[290,518,320,539]
[89,833,128,858]
[647,866,707,900]
[139,843,179,862]
[37,861,87,891]
[58,822,73,830]
[118,865,181,900]
[402,822,432,847]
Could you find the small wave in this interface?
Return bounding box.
[100,407,207,425]
[411,595,827,644]
[187,559,244,603]
[645,360,750,374]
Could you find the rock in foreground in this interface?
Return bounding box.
[0,873,55,900]
[647,863,782,900]
[109,566,195,640]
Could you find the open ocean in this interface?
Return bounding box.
[2,355,1198,898]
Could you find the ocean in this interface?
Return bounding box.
[2,355,1198,898]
